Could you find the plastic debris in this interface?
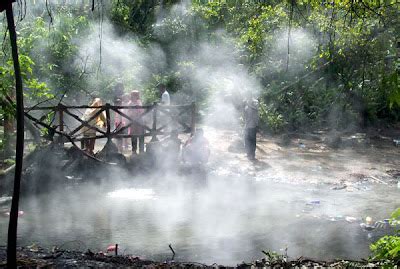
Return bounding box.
[107,245,117,252]
[303,200,321,212]
[360,222,376,231]
[328,215,344,222]
[28,243,39,252]
[345,216,357,223]
[393,139,400,146]
[4,210,24,216]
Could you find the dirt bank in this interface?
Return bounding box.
[0,246,395,268]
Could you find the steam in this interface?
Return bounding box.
[153,1,262,129]
[0,1,397,267]
[270,28,318,74]
[75,21,166,94]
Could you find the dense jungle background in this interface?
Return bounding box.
[0,0,399,150]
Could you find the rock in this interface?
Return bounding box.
[326,135,342,149]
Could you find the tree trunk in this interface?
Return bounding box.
[6,2,24,268]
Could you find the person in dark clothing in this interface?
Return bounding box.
[244,99,259,160]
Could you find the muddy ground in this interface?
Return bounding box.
[0,245,394,268]
[206,127,400,187]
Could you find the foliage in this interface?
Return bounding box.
[370,208,400,262]
[261,249,287,264]
[259,100,287,133]
[0,0,399,134]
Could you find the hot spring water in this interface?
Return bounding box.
[0,170,398,265]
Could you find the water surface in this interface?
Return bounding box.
[0,171,398,265]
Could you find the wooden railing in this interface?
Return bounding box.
[23,102,196,146]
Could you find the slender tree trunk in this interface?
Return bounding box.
[6,2,24,268]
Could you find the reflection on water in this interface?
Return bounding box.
[0,174,398,265]
[107,188,155,201]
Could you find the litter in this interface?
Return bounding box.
[328,215,344,222]
[360,222,376,231]
[107,245,117,252]
[345,216,357,223]
[4,210,24,216]
[369,175,388,185]
[393,139,400,146]
[28,243,39,252]
[360,216,391,231]
[107,244,119,255]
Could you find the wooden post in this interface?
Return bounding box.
[151,102,158,142]
[105,103,111,142]
[190,102,196,135]
[58,105,64,146]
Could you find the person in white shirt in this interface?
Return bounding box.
[157,83,171,135]
[158,83,170,105]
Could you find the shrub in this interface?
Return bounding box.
[370,208,400,262]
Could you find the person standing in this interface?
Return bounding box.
[113,98,125,152]
[157,83,171,135]
[129,90,145,154]
[244,99,259,160]
[81,98,106,155]
[158,83,170,105]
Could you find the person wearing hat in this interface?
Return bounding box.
[244,98,259,160]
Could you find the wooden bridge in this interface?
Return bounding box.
[23,102,196,150]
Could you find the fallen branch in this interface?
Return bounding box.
[168,244,175,261]
[369,175,388,185]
